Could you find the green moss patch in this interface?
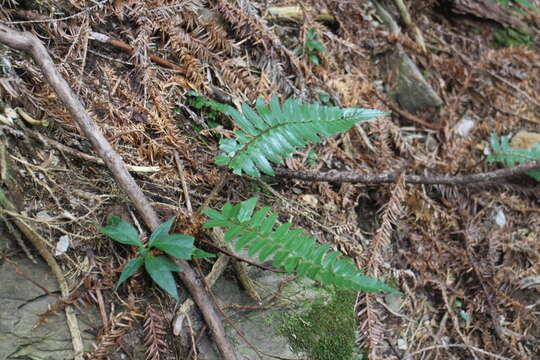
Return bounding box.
[278,289,358,360]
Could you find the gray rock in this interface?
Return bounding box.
[395,50,443,114]
[195,266,332,360]
[0,232,99,360]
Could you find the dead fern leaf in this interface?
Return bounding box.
[143,304,170,360]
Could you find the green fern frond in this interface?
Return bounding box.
[203,197,398,294]
[214,96,389,177]
[487,133,540,180]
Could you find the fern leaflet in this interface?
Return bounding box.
[214,96,389,177]
[487,133,540,180]
[203,197,398,293]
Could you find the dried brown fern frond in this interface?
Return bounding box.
[385,119,414,158]
[211,0,256,43]
[167,27,215,62]
[355,176,407,359]
[143,304,170,360]
[210,0,304,84]
[219,61,257,93]
[356,292,388,360]
[37,275,114,327]
[89,298,143,359]
[131,18,156,94]
[192,22,236,54]
[177,51,205,88]
[370,117,396,170]
[368,175,407,272]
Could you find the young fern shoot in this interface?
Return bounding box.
[203,197,398,293]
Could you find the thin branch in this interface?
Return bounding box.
[174,151,193,214]
[89,31,187,72]
[26,129,160,172]
[375,92,440,130]
[0,24,236,360]
[274,160,540,185]
[404,343,513,360]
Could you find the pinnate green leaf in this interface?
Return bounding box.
[202,208,226,220]
[214,96,389,177]
[237,197,258,222]
[487,133,540,180]
[202,197,398,294]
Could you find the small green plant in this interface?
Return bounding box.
[188,90,230,121]
[491,0,535,10]
[103,96,394,300]
[294,28,327,65]
[306,149,317,166]
[487,133,540,180]
[98,216,214,299]
[214,95,388,177]
[492,27,532,47]
[203,197,397,293]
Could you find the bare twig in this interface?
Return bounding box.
[404,343,513,360]
[89,31,188,72]
[393,0,426,51]
[174,151,193,214]
[0,24,236,360]
[274,160,540,185]
[26,129,160,173]
[375,92,440,130]
[2,5,102,25]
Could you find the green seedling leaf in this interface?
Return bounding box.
[144,255,181,300]
[516,0,535,9]
[308,54,320,65]
[311,40,327,53]
[202,208,227,220]
[192,248,217,258]
[151,234,195,259]
[149,216,175,246]
[115,256,144,291]
[98,216,142,247]
[237,197,258,222]
[351,275,400,294]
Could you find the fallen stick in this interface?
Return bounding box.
[274,160,540,185]
[0,24,236,360]
[265,6,335,24]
